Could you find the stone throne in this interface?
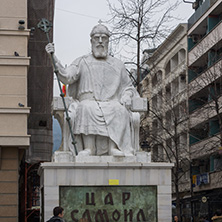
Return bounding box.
[52,95,150,163]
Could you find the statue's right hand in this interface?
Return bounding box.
[45,43,55,54]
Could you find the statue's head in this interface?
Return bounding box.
[90,24,110,59]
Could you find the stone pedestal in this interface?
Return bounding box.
[38,159,173,222]
[52,150,151,163]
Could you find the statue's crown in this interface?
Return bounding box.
[90,24,111,37]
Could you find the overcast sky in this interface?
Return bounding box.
[53,0,194,95]
[54,0,194,63]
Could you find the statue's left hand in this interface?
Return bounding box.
[120,95,132,109]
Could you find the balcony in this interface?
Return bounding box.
[190,135,220,159]
[188,59,222,95]
[189,95,222,128]
[188,0,217,29]
[189,21,222,66]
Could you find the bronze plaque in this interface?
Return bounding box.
[60,186,157,222]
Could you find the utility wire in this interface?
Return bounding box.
[56,8,105,20]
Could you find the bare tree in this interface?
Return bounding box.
[107,0,180,92]
[144,91,190,220]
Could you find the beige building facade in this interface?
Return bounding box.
[0,0,30,222]
[140,23,190,219]
[141,23,188,163]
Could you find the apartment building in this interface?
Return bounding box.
[141,1,222,219]
[187,0,222,219]
[0,0,30,221]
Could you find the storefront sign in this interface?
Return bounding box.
[60,186,157,222]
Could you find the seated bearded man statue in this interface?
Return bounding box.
[46,24,140,157]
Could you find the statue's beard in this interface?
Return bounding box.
[92,44,108,58]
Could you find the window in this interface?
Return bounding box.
[178,49,186,64]
[165,61,170,75]
[171,53,179,70]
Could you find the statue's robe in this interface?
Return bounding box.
[56,54,138,155]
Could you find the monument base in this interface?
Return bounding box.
[52,151,74,162]
[52,150,151,163]
[38,160,173,222]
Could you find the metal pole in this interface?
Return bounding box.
[190,162,194,222]
[37,18,78,156]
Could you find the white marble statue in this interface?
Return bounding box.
[46,24,142,157]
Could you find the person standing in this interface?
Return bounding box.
[47,206,65,222]
[173,215,180,222]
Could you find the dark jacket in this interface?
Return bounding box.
[212,216,222,222]
[47,216,64,222]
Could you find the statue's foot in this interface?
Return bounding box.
[110,148,125,157]
[78,149,92,156]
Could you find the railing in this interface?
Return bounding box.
[190,135,220,159]
[189,20,222,65]
[188,0,217,29]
